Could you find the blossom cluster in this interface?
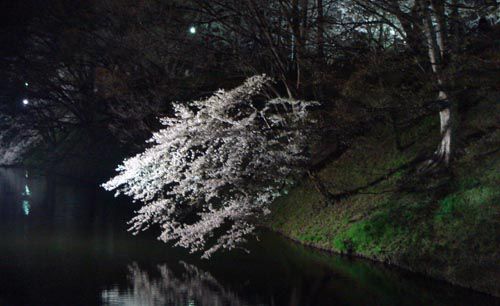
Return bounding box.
[103,75,317,258]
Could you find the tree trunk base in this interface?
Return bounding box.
[418,153,449,175]
[308,171,335,206]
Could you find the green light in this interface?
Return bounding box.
[22,200,30,216]
[24,184,31,196]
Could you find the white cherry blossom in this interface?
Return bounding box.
[102,75,317,258]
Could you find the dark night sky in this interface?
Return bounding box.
[0,0,40,56]
[0,0,44,110]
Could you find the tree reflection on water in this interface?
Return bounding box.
[102,262,249,306]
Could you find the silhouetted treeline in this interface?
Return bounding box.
[1,0,499,168]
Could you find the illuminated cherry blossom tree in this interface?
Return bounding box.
[103,75,317,258]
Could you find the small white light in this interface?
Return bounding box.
[189,26,196,34]
[23,99,29,105]
[24,82,29,87]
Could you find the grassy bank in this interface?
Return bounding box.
[267,98,500,296]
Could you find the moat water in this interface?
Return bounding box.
[0,168,498,306]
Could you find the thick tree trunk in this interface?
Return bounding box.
[421,0,454,167]
[436,93,453,165]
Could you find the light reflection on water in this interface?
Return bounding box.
[0,167,499,306]
[102,262,249,306]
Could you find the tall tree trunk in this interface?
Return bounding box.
[291,0,306,92]
[317,0,324,58]
[436,100,453,165]
[392,0,425,55]
[449,0,461,53]
[422,0,454,166]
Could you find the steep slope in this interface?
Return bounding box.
[267,97,500,296]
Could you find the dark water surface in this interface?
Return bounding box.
[0,168,499,306]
